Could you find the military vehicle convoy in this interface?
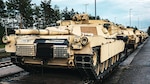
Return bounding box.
[2,14,148,81]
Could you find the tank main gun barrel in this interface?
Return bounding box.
[15,28,71,35]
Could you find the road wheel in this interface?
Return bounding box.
[114,56,116,63]
[100,63,105,73]
[111,57,114,65]
[104,60,108,70]
[116,54,120,61]
[93,52,100,76]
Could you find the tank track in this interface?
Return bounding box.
[74,55,98,80]
[74,54,121,81]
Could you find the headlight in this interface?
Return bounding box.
[73,37,80,43]
[80,36,88,46]
[2,36,11,43]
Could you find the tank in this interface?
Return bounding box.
[141,31,149,41]
[2,15,126,80]
[135,30,144,43]
[84,18,140,49]
[123,28,139,49]
[104,25,141,50]
[88,20,140,49]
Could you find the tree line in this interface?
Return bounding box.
[0,0,99,29]
[0,0,100,44]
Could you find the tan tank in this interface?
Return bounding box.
[126,28,140,49]
[88,20,141,49]
[135,30,144,43]
[140,31,149,41]
[3,16,125,80]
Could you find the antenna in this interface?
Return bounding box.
[95,0,97,20]
[84,4,89,13]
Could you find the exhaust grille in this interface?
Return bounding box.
[16,45,35,56]
[53,45,68,58]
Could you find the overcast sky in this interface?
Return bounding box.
[33,0,150,31]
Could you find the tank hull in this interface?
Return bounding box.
[3,14,148,81]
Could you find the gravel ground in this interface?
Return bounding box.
[0,68,84,84]
[0,48,10,58]
[0,48,4,53]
